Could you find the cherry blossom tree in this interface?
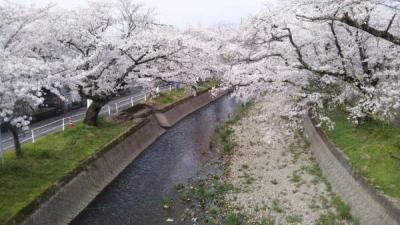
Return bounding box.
[0,1,64,157]
[293,0,400,123]
[136,26,226,87]
[0,0,222,158]
[222,0,400,125]
[46,0,218,126]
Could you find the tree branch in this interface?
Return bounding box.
[282,27,364,89]
[329,20,347,75]
[58,39,87,56]
[243,53,287,63]
[297,13,400,46]
[385,13,397,33]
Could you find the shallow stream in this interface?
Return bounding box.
[70,95,239,225]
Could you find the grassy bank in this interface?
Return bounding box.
[197,79,222,92]
[0,119,132,223]
[148,88,188,106]
[323,110,400,199]
[148,79,221,106]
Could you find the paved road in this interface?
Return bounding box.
[0,88,159,151]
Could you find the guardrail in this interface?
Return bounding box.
[1,86,173,152]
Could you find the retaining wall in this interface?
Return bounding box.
[154,91,220,128]
[304,113,400,225]
[6,90,227,225]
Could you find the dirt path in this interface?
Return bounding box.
[225,92,358,225]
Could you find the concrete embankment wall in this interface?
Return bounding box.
[8,90,227,225]
[304,113,400,225]
[154,91,220,128]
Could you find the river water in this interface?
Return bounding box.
[70,95,239,225]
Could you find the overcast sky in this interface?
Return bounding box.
[15,0,268,27]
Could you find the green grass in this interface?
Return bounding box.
[315,193,355,224]
[286,214,303,224]
[218,125,235,154]
[271,199,284,213]
[161,194,172,209]
[224,212,241,225]
[316,211,340,225]
[197,79,222,92]
[213,102,254,156]
[148,79,222,106]
[260,216,276,225]
[0,119,131,223]
[331,195,352,221]
[323,110,400,199]
[148,88,188,106]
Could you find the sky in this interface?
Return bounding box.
[15,0,268,27]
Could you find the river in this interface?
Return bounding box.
[70,95,239,225]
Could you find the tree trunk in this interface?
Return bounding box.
[83,100,105,126]
[8,124,23,158]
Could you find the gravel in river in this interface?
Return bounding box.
[225,92,358,225]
